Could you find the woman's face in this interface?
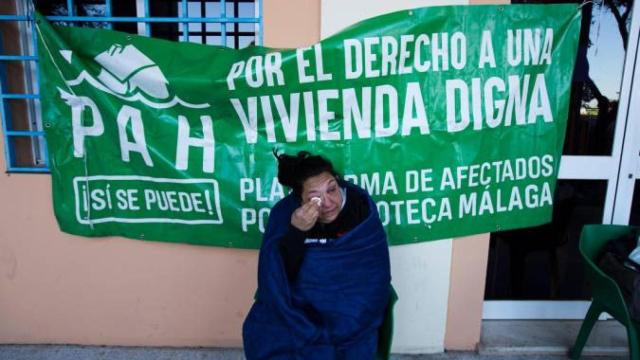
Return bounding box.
[301,171,343,224]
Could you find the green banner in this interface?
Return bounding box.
[36,4,581,248]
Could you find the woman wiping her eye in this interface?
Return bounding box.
[242,150,391,360]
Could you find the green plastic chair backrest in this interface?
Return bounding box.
[579,224,639,323]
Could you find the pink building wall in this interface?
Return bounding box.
[0,0,489,350]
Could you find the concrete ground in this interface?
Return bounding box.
[0,345,628,360]
[0,320,629,359]
[480,320,628,357]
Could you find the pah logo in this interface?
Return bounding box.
[58,44,210,109]
[55,44,216,176]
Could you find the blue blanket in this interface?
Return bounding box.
[243,182,391,360]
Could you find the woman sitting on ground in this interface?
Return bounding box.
[243,150,391,360]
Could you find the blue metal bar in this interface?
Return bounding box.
[105,0,113,30]
[1,94,39,99]
[0,15,260,24]
[258,0,263,46]
[0,77,12,171]
[30,5,43,170]
[0,15,31,21]
[221,0,227,46]
[67,0,74,17]
[6,166,49,173]
[6,130,45,136]
[42,136,49,168]
[144,0,151,36]
[181,0,189,42]
[0,55,38,61]
[43,16,259,23]
[0,33,15,170]
[31,7,39,81]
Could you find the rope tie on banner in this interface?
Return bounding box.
[579,1,594,9]
[34,8,95,229]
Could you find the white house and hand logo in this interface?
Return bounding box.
[59,44,210,109]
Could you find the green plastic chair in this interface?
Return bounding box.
[570,224,640,359]
[377,285,398,360]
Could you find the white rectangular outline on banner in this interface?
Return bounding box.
[72,175,223,225]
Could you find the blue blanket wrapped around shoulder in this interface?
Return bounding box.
[243,182,391,360]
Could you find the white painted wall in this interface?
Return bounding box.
[321,0,467,38]
[389,241,452,353]
[320,0,465,353]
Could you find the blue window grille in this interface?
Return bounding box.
[0,0,263,173]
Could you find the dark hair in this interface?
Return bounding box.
[273,150,339,196]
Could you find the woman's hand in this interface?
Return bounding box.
[291,200,320,231]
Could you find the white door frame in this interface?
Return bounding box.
[484,5,640,320]
[612,22,640,225]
